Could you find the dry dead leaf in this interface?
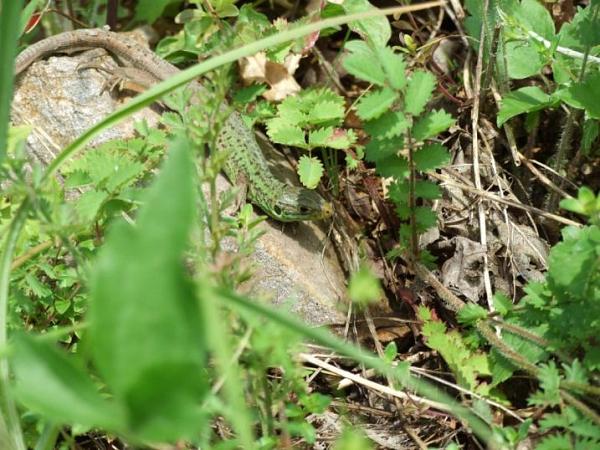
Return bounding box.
[239,52,301,101]
[441,236,487,302]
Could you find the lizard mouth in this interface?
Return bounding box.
[320,202,334,220]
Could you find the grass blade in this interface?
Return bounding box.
[0,0,24,164]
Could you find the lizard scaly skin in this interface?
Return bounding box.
[14,28,332,222]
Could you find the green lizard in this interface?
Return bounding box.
[14,28,333,222]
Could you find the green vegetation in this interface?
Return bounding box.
[1,1,599,449]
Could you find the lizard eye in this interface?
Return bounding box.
[299,206,311,215]
[272,205,283,217]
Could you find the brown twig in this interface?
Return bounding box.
[430,172,581,227]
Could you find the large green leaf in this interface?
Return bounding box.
[505,41,546,80]
[343,40,385,86]
[12,334,123,430]
[341,0,391,48]
[505,0,555,79]
[548,225,599,299]
[497,86,556,126]
[559,3,600,49]
[513,0,555,40]
[89,136,207,442]
[134,0,183,23]
[464,0,518,48]
[557,72,600,119]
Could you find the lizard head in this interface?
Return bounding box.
[266,187,333,222]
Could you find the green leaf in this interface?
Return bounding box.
[233,84,267,104]
[501,0,555,79]
[298,155,324,189]
[0,0,23,166]
[67,147,144,191]
[334,428,374,450]
[559,72,600,119]
[536,435,572,450]
[75,190,109,223]
[375,155,409,178]
[364,111,409,139]
[383,342,398,362]
[302,87,345,110]
[299,393,331,414]
[345,145,363,170]
[404,70,436,116]
[12,334,123,430]
[343,40,385,86]
[559,198,585,215]
[308,100,346,124]
[529,362,561,406]
[210,0,239,17]
[414,206,438,231]
[89,136,207,442]
[420,307,492,392]
[341,0,391,48]
[54,298,71,314]
[493,293,513,316]
[267,119,307,148]
[327,128,356,149]
[457,304,488,325]
[548,225,599,300]
[355,87,397,121]
[364,136,403,163]
[309,127,355,149]
[134,0,182,24]
[414,180,441,200]
[333,428,374,450]
[105,160,145,192]
[24,273,51,298]
[557,3,600,50]
[560,187,600,217]
[275,99,308,125]
[348,265,382,307]
[513,0,555,40]
[497,86,555,126]
[389,181,409,209]
[412,109,455,141]
[308,127,334,148]
[375,47,407,90]
[505,41,546,80]
[564,360,588,385]
[413,143,451,172]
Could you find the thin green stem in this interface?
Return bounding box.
[0,201,28,450]
[406,130,419,261]
[33,423,60,450]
